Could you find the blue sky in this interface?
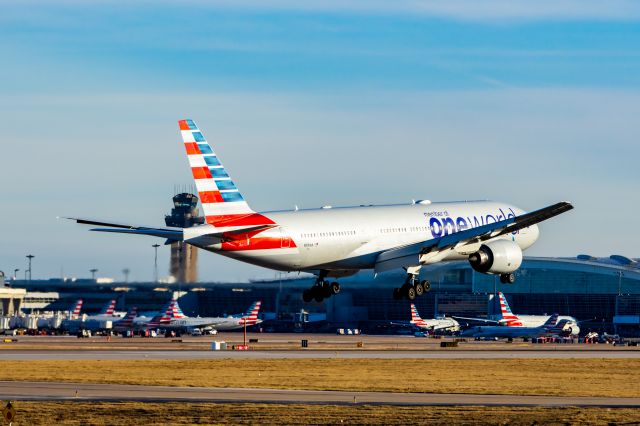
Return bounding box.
[1,1,639,282]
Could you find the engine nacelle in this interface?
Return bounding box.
[468,239,523,274]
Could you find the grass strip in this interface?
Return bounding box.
[2,359,639,398]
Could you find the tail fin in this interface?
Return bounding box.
[71,299,83,318]
[168,298,186,319]
[543,313,559,328]
[498,292,520,324]
[410,304,422,323]
[241,301,262,325]
[116,307,137,329]
[178,119,274,228]
[147,301,174,328]
[101,299,116,316]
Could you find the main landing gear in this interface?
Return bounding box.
[393,268,431,301]
[303,272,340,303]
[499,273,516,284]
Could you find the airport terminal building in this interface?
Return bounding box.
[7,254,640,335]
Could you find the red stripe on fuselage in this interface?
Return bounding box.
[220,228,297,251]
[206,213,276,227]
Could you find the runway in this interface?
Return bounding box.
[1,349,639,360]
[1,381,638,407]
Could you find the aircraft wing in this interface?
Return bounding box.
[375,201,573,273]
[452,316,501,325]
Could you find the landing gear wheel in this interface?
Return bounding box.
[421,280,431,292]
[302,289,314,303]
[321,283,332,298]
[500,273,516,284]
[330,282,340,295]
[414,281,424,297]
[393,288,402,300]
[406,285,416,301]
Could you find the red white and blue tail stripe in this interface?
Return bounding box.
[101,299,117,316]
[70,299,83,318]
[498,292,523,326]
[116,307,137,329]
[240,301,262,325]
[409,303,426,327]
[178,119,275,228]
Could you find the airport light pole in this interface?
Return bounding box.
[26,254,35,282]
[13,269,19,281]
[122,268,130,283]
[90,268,98,280]
[152,244,160,283]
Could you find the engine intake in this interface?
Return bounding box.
[468,239,523,274]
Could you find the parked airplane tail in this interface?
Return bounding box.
[70,299,83,318]
[179,119,275,228]
[102,299,117,315]
[543,313,560,329]
[168,298,187,319]
[147,300,176,328]
[410,303,422,323]
[117,307,137,329]
[498,292,522,326]
[240,301,262,325]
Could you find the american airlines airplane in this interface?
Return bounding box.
[457,292,580,335]
[406,303,459,333]
[163,300,263,332]
[460,314,574,339]
[69,119,573,303]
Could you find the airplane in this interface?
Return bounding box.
[84,299,125,322]
[460,313,564,339]
[392,304,459,333]
[68,119,574,302]
[163,300,263,332]
[456,292,580,335]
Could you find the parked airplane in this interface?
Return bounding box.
[460,314,565,339]
[164,300,263,332]
[68,119,573,302]
[393,304,459,333]
[457,292,580,335]
[84,299,125,322]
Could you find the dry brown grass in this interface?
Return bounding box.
[3,359,640,398]
[8,402,640,425]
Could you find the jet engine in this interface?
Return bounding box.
[468,239,523,274]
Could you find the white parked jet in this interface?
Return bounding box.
[405,303,460,333]
[69,119,573,302]
[163,300,262,332]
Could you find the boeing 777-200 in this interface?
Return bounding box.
[68,119,573,302]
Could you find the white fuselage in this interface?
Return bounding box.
[167,317,262,331]
[186,201,539,274]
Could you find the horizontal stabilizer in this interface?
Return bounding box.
[91,227,184,240]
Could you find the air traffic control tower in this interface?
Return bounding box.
[165,193,204,283]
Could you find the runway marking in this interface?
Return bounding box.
[1,381,639,408]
